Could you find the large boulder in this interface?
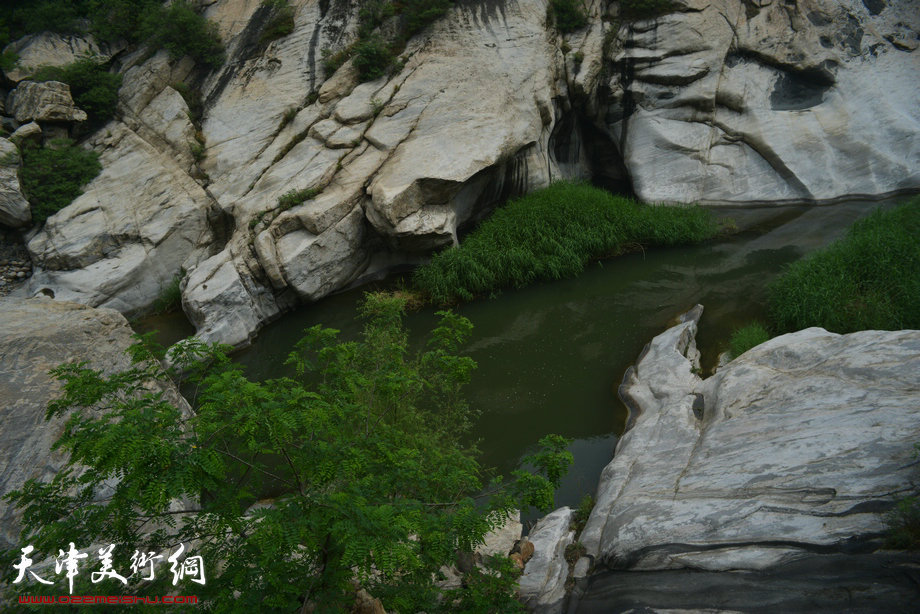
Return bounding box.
[581,306,920,572]
[7,80,88,124]
[0,138,31,228]
[0,298,187,551]
[597,0,920,203]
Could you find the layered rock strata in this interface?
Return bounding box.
[581,306,920,571]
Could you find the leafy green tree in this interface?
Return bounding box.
[4,293,572,612]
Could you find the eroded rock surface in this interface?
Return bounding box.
[0,138,30,228]
[10,0,918,346]
[0,298,187,551]
[581,307,920,572]
[7,80,88,124]
[520,506,574,614]
[592,0,920,203]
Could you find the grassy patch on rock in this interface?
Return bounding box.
[768,197,920,334]
[413,181,718,304]
[729,321,771,359]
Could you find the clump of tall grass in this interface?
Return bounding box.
[413,181,717,303]
[729,321,771,359]
[769,197,920,334]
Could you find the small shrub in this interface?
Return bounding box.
[573,493,595,535]
[549,0,588,33]
[259,1,296,47]
[413,182,717,303]
[278,186,322,210]
[886,497,920,550]
[729,322,771,359]
[32,59,123,125]
[769,197,920,333]
[190,141,206,162]
[353,34,394,82]
[321,46,350,76]
[171,81,204,126]
[150,0,225,69]
[152,272,184,314]
[19,140,102,224]
[279,106,299,131]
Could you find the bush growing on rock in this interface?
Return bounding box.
[4,293,572,611]
[549,0,588,33]
[7,0,225,71]
[31,58,123,125]
[618,0,677,20]
[18,139,102,224]
[729,321,771,359]
[413,181,718,303]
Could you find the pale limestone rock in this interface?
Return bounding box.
[273,205,367,300]
[478,510,523,559]
[181,248,281,348]
[7,81,87,123]
[605,0,920,203]
[0,138,31,228]
[23,124,216,316]
[520,506,574,614]
[2,32,120,83]
[123,86,198,171]
[581,307,920,572]
[118,51,195,119]
[8,122,43,148]
[0,298,187,551]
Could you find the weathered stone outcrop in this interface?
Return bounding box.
[587,0,920,203]
[0,138,30,228]
[7,80,88,124]
[520,506,574,614]
[581,306,920,573]
[23,123,218,316]
[11,0,919,346]
[2,32,120,83]
[0,298,187,551]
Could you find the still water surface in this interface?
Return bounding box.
[139,199,895,524]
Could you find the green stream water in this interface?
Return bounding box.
[137,199,898,526]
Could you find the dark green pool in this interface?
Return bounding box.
[137,198,901,525]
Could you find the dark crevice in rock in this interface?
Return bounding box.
[862,0,886,17]
[203,4,278,110]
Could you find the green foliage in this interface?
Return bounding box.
[278,186,322,210]
[152,0,225,69]
[768,197,920,334]
[19,140,102,225]
[7,0,224,71]
[322,0,453,82]
[886,496,920,550]
[151,272,184,315]
[259,0,296,47]
[32,58,123,125]
[443,554,526,613]
[4,293,571,611]
[171,81,204,126]
[414,181,718,303]
[549,0,588,33]
[573,493,595,534]
[353,34,394,82]
[729,321,771,359]
[619,0,677,20]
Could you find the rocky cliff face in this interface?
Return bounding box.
[580,307,920,572]
[0,298,189,551]
[2,0,918,345]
